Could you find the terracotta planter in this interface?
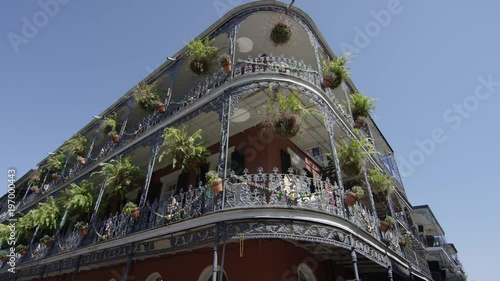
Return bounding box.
[19,250,26,256]
[52,173,60,182]
[156,104,166,113]
[44,241,53,249]
[32,188,40,194]
[344,191,359,207]
[222,62,232,74]
[322,76,333,89]
[76,156,86,165]
[112,134,120,143]
[130,207,140,219]
[80,226,89,237]
[210,179,223,193]
[354,118,365,129]
[380,221,391,233]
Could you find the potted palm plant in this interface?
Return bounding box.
[367,169,395,194]
[100,113,121,143]
[344,186,364,207]
[62,133,88,165]
[40,235,53,249]
[75,221,89,236]
[45,152,66,181]
[348,92,376,129]
[219,54,232,74]
[158,127,210,173]
[133,82,166,113]
[380,216,396,233]
[264,90,317,138]
[337,137,374,177]
[186,38,218,75]
[123,202,140,219]
[205,170,223,193]
[322,53,351,89]
[91,157,141,198]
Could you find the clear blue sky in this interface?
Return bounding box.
[1,1,498,280]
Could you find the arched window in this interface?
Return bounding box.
[198,266,228,281]
[145,272,163,281]
[297,263,317,281]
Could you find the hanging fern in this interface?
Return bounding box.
[32,197,62,231]
[158,127,210,172]
[62,180,95,215]
[91,157,141,197]
[61,134,88,156]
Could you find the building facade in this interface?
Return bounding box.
[0,2,466,281]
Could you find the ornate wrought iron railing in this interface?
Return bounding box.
[13,168,406,268]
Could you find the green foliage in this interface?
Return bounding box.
[62,134,88,156]
[270,22,292,46]
[62,180,95,215]
[349,92,376,119]
[385,216,396,226]
[322,53,351,89]
[16,244,26,253]
[33,196,61,231]
[205,170,219,185]
[186,38,218,75]
[158,127,210,172]
[123,201,137,215]
[337,137,374,176]
[45,152,66,172]
[100,112,120,137]
[0,224,10,247]
[29,170,41,186]
[17,210,37,234]
[350,186,365,199]
[368,169,395,194]
[91,157,141,197]
[133,82,163,112]
[264,90,317,138]
[218,54,231,65]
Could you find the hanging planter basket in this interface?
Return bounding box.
[270,22,292,46]
[112,134,120,143]
[341,162,362,177]
[322,75,342,90]
[344,191,359,207]
[273,113,301,138]
[380,221,391,233]
[190,59,210,75]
